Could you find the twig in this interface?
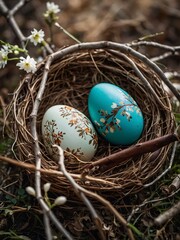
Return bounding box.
[150,51,180,62]
[127,41,180,101]
[53,145,106,240]
[143,141,178,188]
[154,200,180,226]
[52,145,136,239]
[168,174,180,193]
[108,50,166,108]
[30,56,73,239]
[128,40,180,52]
[38,198,73,240]
[0,0,27,46]
[78,183,136,240]
[0,0,53,54]
[0,155,118,187]
[43,214,52,240]
[127,187,180,223]
[84,133,179,171]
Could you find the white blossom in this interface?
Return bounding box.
[110,127,115,133]
[26,186,36,197]
[16,55,37,73]
[54,196,67,206]
[28,29,45,46]
[111,103,117,109]
[100,118,105,123]
[44,182,51,192]
[0,45,9,68]
[46,2,60,14]
[115,118,120,124]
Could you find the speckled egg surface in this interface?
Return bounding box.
[42,105,98,161]
[88,83,144,145]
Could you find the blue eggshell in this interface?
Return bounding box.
[88,83,144,145]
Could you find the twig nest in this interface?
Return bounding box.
[8,41,175,198]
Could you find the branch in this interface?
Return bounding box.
[168,174,180,193]
[53,145,106,240]
[48,41,180,101]
[127,41,180,100]
[84,133,179,171]
[0,0,53,54]
[108,50,165,108]
[0,155,118,187]
[143,141,178,188]
[0,0,26,46]
[154,200,180,226]
[30,55,73,239]
[127,187,180,223]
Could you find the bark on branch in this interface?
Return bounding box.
[85,133,179,171]
[154,200,180,226]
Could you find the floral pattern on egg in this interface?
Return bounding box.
[42,105,98,161]
[94,98,143,137]
[57,105,98,148]
[88,83,144,146]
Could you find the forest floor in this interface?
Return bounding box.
[0,0,180,239]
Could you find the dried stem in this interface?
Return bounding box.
[78,183,136,240]
[168,174,180,193]
[0,0,53,53]
[30,56,73,239]
[0,155,119,187]
[108,50,166,108]
[154,200,180,226]
[85,133,179,171]
[143,141,178,188]
[127,40,180,101]
[0,0,27,46]
[43,214,52,240]
[53,145,106,240]
[127,187,180,223]
[52,145,135,239]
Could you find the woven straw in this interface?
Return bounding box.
[8,43,175,199]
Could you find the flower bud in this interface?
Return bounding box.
[26,186,36,197]
[54,196,67,206]
[44,182,51,192]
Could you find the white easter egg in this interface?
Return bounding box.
[42,105,98,161]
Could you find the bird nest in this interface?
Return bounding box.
[7,41,175,200]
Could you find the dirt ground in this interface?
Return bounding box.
[0,0,180,239]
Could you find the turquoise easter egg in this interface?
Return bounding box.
[88,83,144,145]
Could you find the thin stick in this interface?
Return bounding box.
[30,55,73,239]
[43,214,52,240]
[53,145,106,240]
[0,0,53,53]
[154,200,180,226]
[127,188,180,223]
[0,155,118,187]
[85,133,179,171]
[0,0,26,46]
[78,183,136,240]
[108,50,165,108]
[168,174,180,193]
[52,146,135,240]
[143,141,177,188]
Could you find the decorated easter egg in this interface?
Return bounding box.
[88,83,144,145]
[42,105,98,161]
